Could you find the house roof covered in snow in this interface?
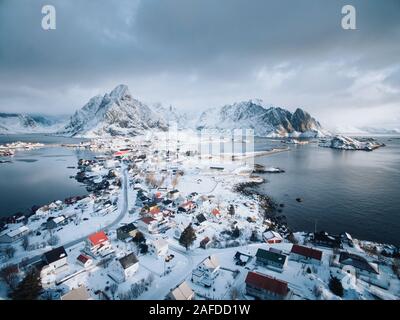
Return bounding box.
[196,214,207,224]
[235,251,252,263]
[291,244,322,261]
[256,248,287,267]
[77,254,91,264]
[52,216,66,224]
[88,231,108,246]
[44,246,67,264]
[339,252,379,274]
[246,272,288,296]
[119,253,139,270]
[140,217,156,225]
[117,223,137,234]
[263,231,283,240]
[313,231,341,247]
[202,255,220,270]
[149,206,161,215]
[61,286,91,300]
[5,226,29,238]
[169,281,194,300]
[152,239,168,250]
[180,201,194,209]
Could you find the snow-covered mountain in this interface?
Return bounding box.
[0,113,66,134]
[196,99,325,137]
[2,86,329,138]
[151,103,197,130]
[333,125,400,136]
[60,85,167,137]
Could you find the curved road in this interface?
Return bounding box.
[20,166,129,268]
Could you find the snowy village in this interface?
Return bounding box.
[0,131,399,301]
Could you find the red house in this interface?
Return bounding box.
[245,271,289,300]
[290,244,322,265]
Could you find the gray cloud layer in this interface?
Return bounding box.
[0,0,399,128]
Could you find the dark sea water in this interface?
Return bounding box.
[255,137,400,246]
[1,134,399,246]
[0,134,96,217]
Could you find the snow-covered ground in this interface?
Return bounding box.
[0,133,399,300]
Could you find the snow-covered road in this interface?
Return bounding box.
[19,166,130,268]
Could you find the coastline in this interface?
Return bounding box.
[1,135,399,248]
[0,134,399,301]
[232,147,290,160]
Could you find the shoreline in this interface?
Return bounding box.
[0,135,398,251]
[232,180,291,235]
[232,147,290,160]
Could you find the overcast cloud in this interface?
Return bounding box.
[0,0,399,129]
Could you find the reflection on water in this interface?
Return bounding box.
[256,137,400,246]
[16,159,38,163]
[0,134,99,217]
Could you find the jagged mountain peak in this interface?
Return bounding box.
[197,99,324,137]
[60,85,167,137]
[109,84,130,99]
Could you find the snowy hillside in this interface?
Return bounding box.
[60,85,168,137]
[0,113,66,134]
[151,103,197,130]
[196,99,326,137]
[2,86,328,139]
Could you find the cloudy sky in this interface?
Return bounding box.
[0,0,399,129]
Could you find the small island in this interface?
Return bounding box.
[319,135,384,151]
[0,141,45,157]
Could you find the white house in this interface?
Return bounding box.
[47,215,67,229]
[43,246,69,273]
[85,231,113,257]
[167,189,180,200]
[191,255,220,287]
[173,225,186,240]
[35,205,51,217]
[147,206,164,221]
[76,254,93,268]
[137,217,158,233]
[263,231,283,244]
[178,201,196,213]
[149,239,169,258]
[40,266,57,289]
[108,253,139,284]
[0,226,29,243]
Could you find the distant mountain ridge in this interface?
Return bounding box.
[0,113,66,134]
[197,99,325,137]
[1,84,328,138]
